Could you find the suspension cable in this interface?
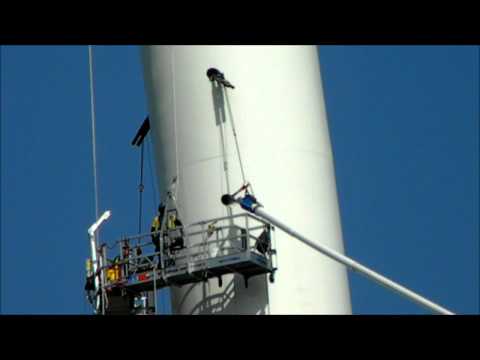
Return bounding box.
[88,45,100,227]
[88,45,103,308]
[147,136,158,209]
[223,89,246,185]
[138,142,145,234]
[223,87,254,196]
[171,46,180,199]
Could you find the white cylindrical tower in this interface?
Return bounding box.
[141,46,351,314]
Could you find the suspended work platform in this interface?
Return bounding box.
[87,213,277,315]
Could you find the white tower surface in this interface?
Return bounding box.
[141,45,352,314]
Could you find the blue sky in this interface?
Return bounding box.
[1,45,478,314]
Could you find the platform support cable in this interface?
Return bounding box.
[224,88,252,195]
[88,45,100,233]
[87,45,103,314]
[146,136,159,213]
[208,69,254,196]
[138,142,145,235]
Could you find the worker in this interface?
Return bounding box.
[84,274,95,305]
[122,241,131,275]
[166,210,184,252]
[134,246,149,272]
[84,258,96,304]
[151,204,165,262]
[106,257,121,283]
[255,225,272,255]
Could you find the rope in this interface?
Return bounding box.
[147,136,158,209]
[169,46,187,228]
[147,138,165,323]
[138,142,145,234]
[144,127,163,320]
[223,89,247,187]
[88,45,105,314]
[171,46,180,199]
[218,101,232,197]
[88,45,100,230]
[223,87,254,196]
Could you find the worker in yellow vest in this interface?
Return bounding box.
[107,257,122,283]
[151,204,165,263]
[166,210,184,252]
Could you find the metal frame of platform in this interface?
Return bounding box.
[91,213,277,314]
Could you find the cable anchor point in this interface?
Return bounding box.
[206,68,235,89]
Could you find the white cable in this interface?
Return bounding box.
[224,89,247,187]
[169,47,188,225]
[88,45,104,315]
[147,136,158,208]
[218,101,232,193]
[171,46,180,199]
[216,85,233,219]
[88,45,100,228]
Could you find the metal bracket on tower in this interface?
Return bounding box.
[207,68,235,89]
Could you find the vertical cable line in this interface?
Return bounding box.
[88,45,105,315]
[88,46,100,236]
[170,47,186,226]
[147,136,158,210]
[171,46,180,198]
[224,89,247,188]
[138,143,145,234]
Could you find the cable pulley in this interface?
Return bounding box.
[207,68,235,89]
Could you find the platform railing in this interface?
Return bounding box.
[96,213,275,289]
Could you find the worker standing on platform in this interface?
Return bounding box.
[151,204,165,263]
[167,210,184,252]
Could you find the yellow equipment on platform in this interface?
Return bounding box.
[107,259,122,282]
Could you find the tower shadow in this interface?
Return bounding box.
[184,274,268,315]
